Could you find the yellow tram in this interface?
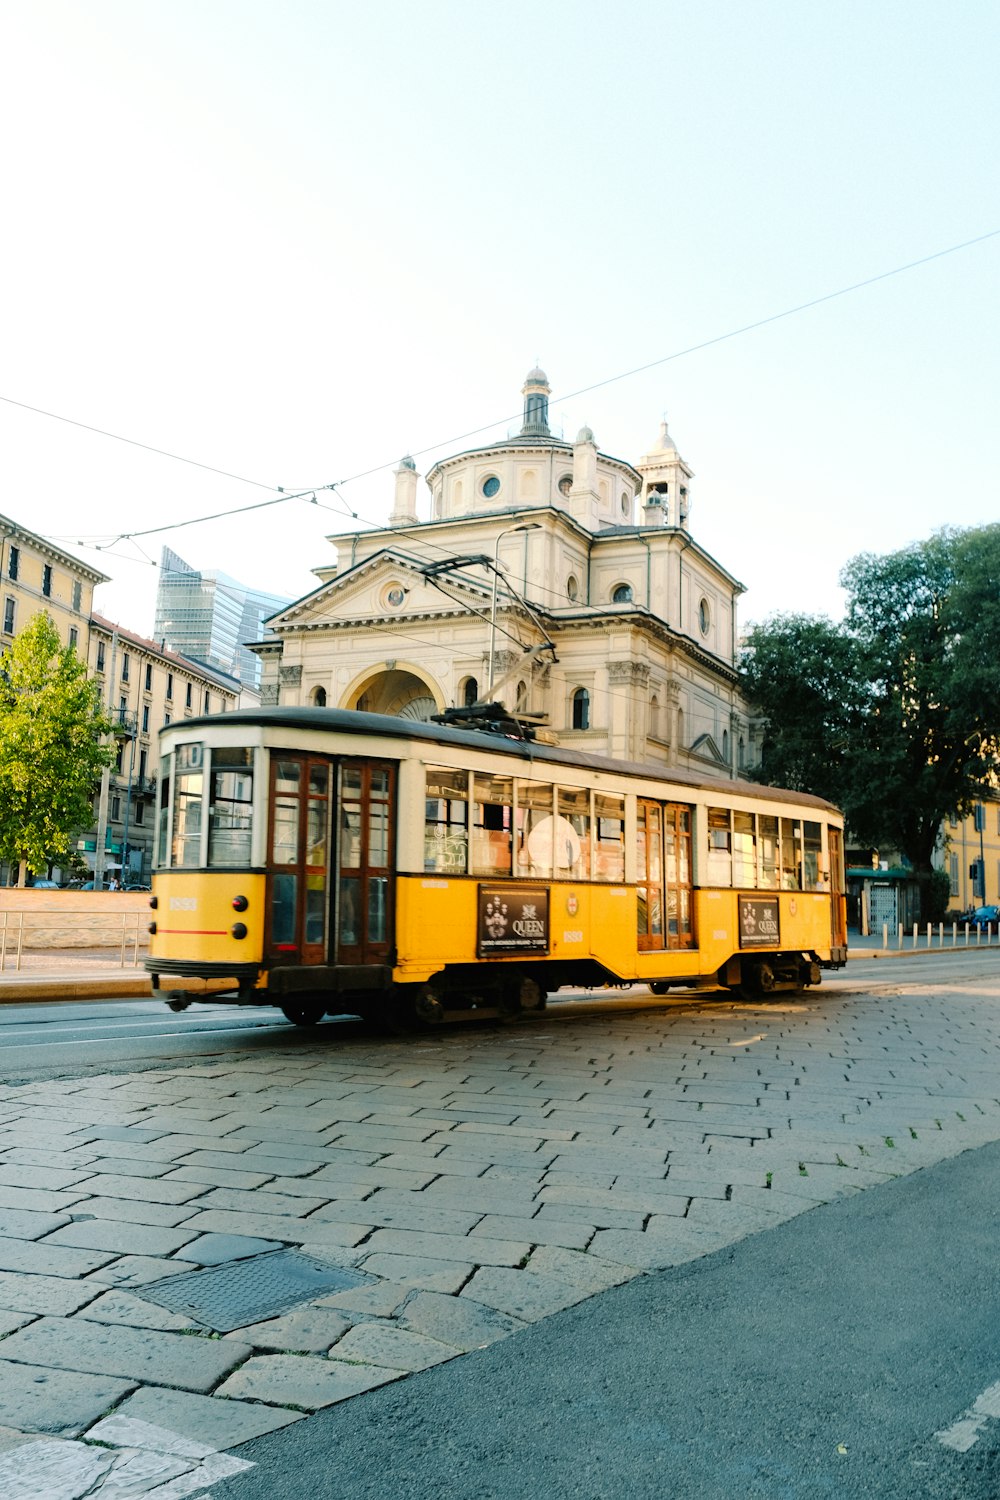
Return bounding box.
[146,706,848,1026]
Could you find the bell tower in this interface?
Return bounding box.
[636,417,693,528]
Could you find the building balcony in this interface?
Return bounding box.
[111,708,137,738]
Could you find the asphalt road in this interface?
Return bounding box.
[211,1134,1000,1500]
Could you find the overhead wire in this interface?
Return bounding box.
[3,224,995,551]
[5,230,994,721]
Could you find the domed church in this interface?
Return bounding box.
[252,367,753,775]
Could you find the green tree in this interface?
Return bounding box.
[739,613,865,808]
[0,612,117,884]
[740,525,1000,902]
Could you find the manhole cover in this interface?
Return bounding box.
[138,1251,373,1332]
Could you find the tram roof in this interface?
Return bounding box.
[169,706,841,816]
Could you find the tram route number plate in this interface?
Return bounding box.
[477,886,550,958]
[739,897,780,948]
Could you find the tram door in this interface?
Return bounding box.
[265,755,333,969]
[335,760,395,966]
[829,827,847,948]
[637,800,694,951]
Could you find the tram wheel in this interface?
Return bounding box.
[649,981,672,995]
[412,984,447,1027]
[280,1002,325,1027]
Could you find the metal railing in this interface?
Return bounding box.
[0,909,146,971]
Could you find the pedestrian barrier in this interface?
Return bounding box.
[0,909,146,971]
[869,920,1000,951]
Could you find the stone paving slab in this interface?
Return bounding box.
[217,1352,402,1409]
[0,1316,252,1392]
[106,1386,303,1448]
[0,1359,136,1435]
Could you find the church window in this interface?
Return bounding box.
[311,686,327,707]
[558,474,573,497]
[620,493,631,518]
[650,696,660,739]
[566,574,579,601]
[482,475,501,499]
[612,583,633,604]
[462,677,478,706]
[572,687,590,730]
[698,597,711,635]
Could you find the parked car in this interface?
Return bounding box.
[27,879,60,889]
[970,905,1000,930]
[123,883,151,892]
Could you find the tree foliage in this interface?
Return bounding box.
[740,525,1000,879]
[0,613,117,879]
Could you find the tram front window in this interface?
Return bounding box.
[208,748,253,865]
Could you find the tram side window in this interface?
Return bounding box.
[171,743,204,868]
[781,817,803,889]
[208,748,254,866]
[594,793,625,882]
[472,773,513,876]
[557,787,590,879]
[515,782,556,878]
[732,811,756,888]
[706,807,732,887]
[803,820,826,890]
[425,768,469,873]
[758,815,779,889]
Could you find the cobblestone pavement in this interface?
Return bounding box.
[1,969,1000,1494]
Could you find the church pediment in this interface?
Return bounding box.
[268,549,494,631]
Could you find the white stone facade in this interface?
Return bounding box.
[254,369,753,777]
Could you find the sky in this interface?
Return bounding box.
[1,0,997,638]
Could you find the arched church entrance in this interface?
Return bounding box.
[346,667,441,722]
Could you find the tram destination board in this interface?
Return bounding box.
[477,886,550,957]
[739,896,780,948]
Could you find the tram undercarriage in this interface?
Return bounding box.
[153,946,837,1028]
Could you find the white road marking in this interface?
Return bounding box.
[936,1379,1000,1451]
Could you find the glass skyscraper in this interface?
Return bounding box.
[154,547,288,690]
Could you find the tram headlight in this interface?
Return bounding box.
[231,895,249,912]
[148,922,157,935]
[231,922,248,940]
[149,896,158,910]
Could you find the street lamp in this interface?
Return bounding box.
[487,524,540,698]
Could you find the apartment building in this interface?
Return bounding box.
[940,796,1000,913]
[0,513,107,655]
[83,616,240,884]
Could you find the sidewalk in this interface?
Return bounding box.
[0,958,999,1493]
[0,949,151,1002]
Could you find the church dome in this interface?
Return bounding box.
[576,424,596,444]
[525,365,549,386]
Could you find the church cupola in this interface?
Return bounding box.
[520,366,551,437]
